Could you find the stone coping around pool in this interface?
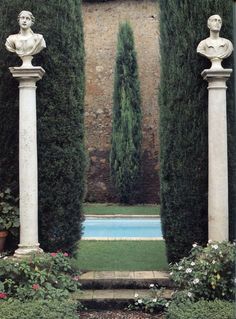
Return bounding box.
[81,237,163,241]
[85,215,160,219]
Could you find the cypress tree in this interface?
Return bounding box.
[0,0,86,254]
[159,0,234,262]
[110,22,142,204]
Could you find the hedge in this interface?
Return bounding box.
[0,1,86,254]
[166,299,235,319]
[0,300,79,319]
[110,22,142,203]
[159,0,234,262]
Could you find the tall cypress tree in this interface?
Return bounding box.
[159,0,234,263]
[110,22,142,204]
[0,0,86,254]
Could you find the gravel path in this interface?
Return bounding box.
[80,310,165,319]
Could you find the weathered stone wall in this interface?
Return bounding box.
[83,0,160,203]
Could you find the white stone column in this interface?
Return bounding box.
[9,67,45,257]
[202,68,232,241]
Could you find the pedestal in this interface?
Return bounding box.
[202,68,232,241]
[9,67,45,257]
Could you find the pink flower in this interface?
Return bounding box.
[50,252,57,257]
[73,275,80,281]
[32,284,40,290]
[63,252,69,257]
[0,292,7,299]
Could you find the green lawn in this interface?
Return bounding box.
[83,203,160,215]
[77,240,168,271]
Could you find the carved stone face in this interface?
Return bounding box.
[208,15,222,32]
[18,12,33,30]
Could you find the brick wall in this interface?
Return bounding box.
[83,0,160,203]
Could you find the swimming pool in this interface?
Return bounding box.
[82,217,162,239]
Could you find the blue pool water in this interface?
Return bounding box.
[82,218,162,238]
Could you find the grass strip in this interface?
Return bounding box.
[83,203,160,215]
[77,240,168,271]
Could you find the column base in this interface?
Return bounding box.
[14,243,43,258]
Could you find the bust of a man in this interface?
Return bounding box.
[197,15,233,68]
[5,10,46,66]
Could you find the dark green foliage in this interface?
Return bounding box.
[83,0,116,2]
[110,22,142,203]
[83,0,132,2]
[0,1,86,254]
[159,0,234,262]
[166,299,235,319]
[0,300,79,319]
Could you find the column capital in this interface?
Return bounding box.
[9,66,45,82]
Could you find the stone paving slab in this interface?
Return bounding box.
[77,289,173,301]
[84,215,160,218]
[93,289,114,299]
[79,271,172,289]
[78,290,93,300]
[114,271,135,279]
[152,271,169,279]
[81,271,169,280]
[134,271,155,279]
[80,272,95,280]
[113,289,136,299]
[94,271,115,279]
[82,237,163,240]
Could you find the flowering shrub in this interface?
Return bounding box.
[0,292,7,299]
[169,241,236,300]
[0,252,81,301]
[127,284,169,313]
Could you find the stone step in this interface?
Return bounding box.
[79,271,172,289]
[75,288,173,310]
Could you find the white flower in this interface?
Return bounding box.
[193,278,199,284]
[134,293,139,298]
[190,262,195,266]
[169,272,173,276]
[3,256,8,260]
[208,239,212,243]
[165,302,169,307]
[212,244,218,250]
[138,299,143,304]
[192,243,197,248]
[14,263,19,266]
[187,292,192,298]
[152,298,157,302]
[186,268,192,273]
[178,266,183,270]
[149,284,154,288]
[212,260,216,264]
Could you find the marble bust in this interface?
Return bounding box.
[197,15,233,69]
[5,10,46,67]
